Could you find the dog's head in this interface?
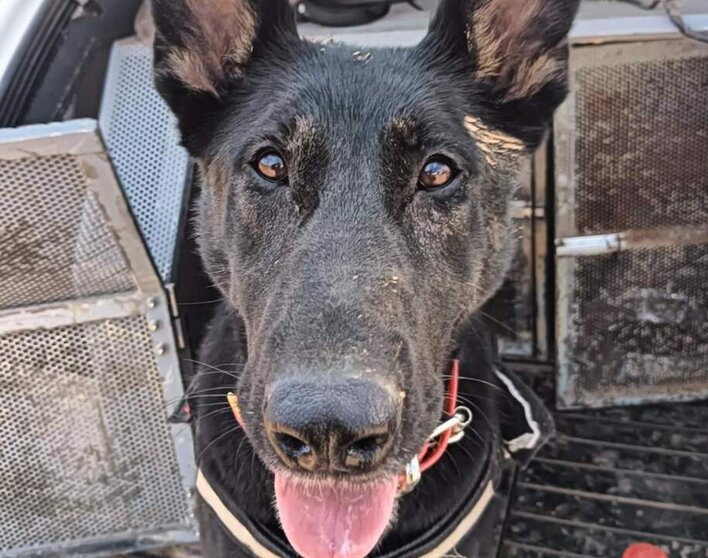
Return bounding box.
[153,0,577,555]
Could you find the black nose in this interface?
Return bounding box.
[265,377,401,473]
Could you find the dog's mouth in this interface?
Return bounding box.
[274,472,399,558]
[227,360,468,558]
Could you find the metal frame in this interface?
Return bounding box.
[570,9,708,45]
[0,119,197,556]
[495,158,537,359]
[553,35,708,408]
[498,144,551,362]
[532,145,550,360]
[2,527,197,558]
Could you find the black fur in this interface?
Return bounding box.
[152,0,579,554]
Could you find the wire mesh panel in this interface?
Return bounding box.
[100,40,191,283]
[574,50,708,235]
[0,120,196,557]
[555,38,708,408]
[561,245,708,406]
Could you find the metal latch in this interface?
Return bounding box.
[556,226,708,257]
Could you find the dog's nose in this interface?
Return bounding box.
[265,377,401,473]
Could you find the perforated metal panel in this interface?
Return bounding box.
[555,38,708,408]
[0,120,196,557]
[100,40,191,282]
[0,317,189,553]
[0,154,135,309]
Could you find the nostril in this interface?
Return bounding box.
[266,376,402,473]
[344,434,390,470]
[274,432,313,460]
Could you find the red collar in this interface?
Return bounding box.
[225,358,472,496]
[398,358,472,494]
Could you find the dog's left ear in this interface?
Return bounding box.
[152,0,297,153]
[420,0,580,149]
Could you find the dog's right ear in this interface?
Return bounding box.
[152,0,297,150]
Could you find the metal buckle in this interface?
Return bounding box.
[398,456,421,495]
[428,406,473,445]
[397,406,473,496]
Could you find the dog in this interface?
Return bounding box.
[151,0,579,556]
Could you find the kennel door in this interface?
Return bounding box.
[554,38,708,409]
[0,120,197,557]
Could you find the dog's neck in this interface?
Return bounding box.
[193,307,500,554]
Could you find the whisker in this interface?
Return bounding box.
[197,425,242,464]
[165,387,229,405]
[477,310,519,337]
[177,298,225,306]
[232,434,251,469]
[249,444,258,480]
[446,450,463,478]
[197,407,235,422]
[192,401,232,409]
[164,393,229,406]
[185,369,241,383]
[454,395,494,431]
[214,362,246,370]
[452,392,499,405]
[456,430,486,455]
[183,358,243,377]
[440,375,506,394]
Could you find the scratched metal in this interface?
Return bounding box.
[0,153,135,310]
[554,38,708,409]
[0,317,191,554]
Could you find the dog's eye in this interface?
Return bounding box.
[254,151,288,182]
[418,157,457,190]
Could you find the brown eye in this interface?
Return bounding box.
[255,151,288,182]
[418,158,457,190]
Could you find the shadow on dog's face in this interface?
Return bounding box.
[153,0,577,555]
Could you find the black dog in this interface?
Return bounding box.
[152,0,578,556]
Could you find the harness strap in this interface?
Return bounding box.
[196,469,280,558]
[196,467,496,558]
[420,480,496,558]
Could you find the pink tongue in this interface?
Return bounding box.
[275,473,397,558]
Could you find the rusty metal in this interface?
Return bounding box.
[554,37,708,409]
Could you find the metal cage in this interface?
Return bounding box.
[554,37,708,409]
[0,120,197,557]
